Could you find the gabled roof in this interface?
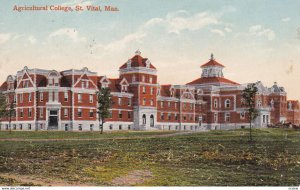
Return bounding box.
[119,53,156,69]
[187,77,239,86]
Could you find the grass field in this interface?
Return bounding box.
[0,128,299,186]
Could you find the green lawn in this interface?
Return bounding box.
[0,130,177,139]
[0,128,299,186]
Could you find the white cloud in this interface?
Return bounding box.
[49,28,86,42]
[144,10,219,34]
[224,27,232,32]
[249,25,275,41]
[210,29,225,36]
[104,31,146,51]
[28,35,37,44]
[281,17,291,22]
[0,33,11,44]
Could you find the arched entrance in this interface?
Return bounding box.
[150,115,154,127]
[142,114,146,125]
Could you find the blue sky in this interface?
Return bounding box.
[0,0,300,99]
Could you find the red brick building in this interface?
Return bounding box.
[0,51,299,131]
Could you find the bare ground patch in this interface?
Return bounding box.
[110,170,152,186]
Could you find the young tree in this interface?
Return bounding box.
[242,83,259,142]
[0,92,16,132]
[97,87,112,134]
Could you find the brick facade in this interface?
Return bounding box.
[0,51,299,131]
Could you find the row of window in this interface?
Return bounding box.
[142,86,155,94]
[213,99,231,109]
[118,97,132,106]
[132,75,154,84]
[159,113,195,121]
[159,101,195,110]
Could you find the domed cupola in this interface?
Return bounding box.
[201,53,224,78]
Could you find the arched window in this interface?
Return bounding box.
[150,115,154,127]
[214,99,218,108]
[225,99,230,108]
[142,114,146,125]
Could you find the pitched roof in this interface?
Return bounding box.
[200,59,225,68]
[119,55,156,69]
[0,82,7,91]
[187,77,239,86]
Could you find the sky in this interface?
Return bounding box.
[0,0,300,100]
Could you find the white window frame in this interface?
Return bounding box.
[225,99,230,108]
[78,94,82,103]
[89,94,93,103]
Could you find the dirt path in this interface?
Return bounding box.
[0,131,204,142]
[0,173,92,186]
[110,170,152,186]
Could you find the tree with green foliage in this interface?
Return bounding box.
[242,83,259,142]
[97,87,112,134]
[0,92,16,132]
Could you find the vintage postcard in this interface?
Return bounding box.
[0,0,299,189]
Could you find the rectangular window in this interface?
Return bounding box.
[175,113,178,120]
[143,98,146,105]
[128,98,132,106]
[20,94,23,103]
[86,81,89,88]
[20,109,23,118]
[175,103,177,109]
[28,93,32,102]
[150,87,154,95]
[149,77,153,83]
[78,108,82,117]
[28,108,32,117]
[40,108,43,118]
[90,124,94,131]
[109,125,113,130]
[168,102,171,107]
[78,94,82,103]
[64,108,68,117]
[161,113,164,120]
[89,94,93,103]
[64,92,68,101]
[28,124,31,130]
[118,97,122,105]
[79,124,82,131]
[128,111,131,119]
[161,101,164,108]
[89,109,94,117]
[40,93,43,102]
[142,86,146,94]
[168,113,171,120]
[214,113,218,122]
[225,113,230,122]
[150,99,154,106]
[142,75,145,82]
[119,125,122,130]
[81,81,85,88]
[118,111,122,118]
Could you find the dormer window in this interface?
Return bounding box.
[121,85,128,93]
[145,59,151,68]
[23,80,29,88]
[47,71,60,87]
